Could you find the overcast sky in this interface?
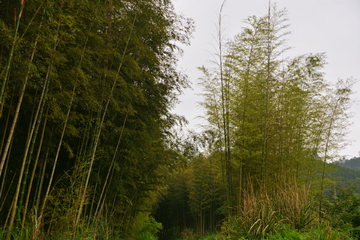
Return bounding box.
[171,0,360,158]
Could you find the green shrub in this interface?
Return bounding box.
[133,212,162,240]
[322,183,360,230]
[137,231,158,240]
[265,225,305,240]
[305,221,356,240]
[264,222,356,240]
[202,233,226,240]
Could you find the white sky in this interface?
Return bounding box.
[171,0,360,158]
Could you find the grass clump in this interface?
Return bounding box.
[264,222,356,240]
[223,182,314,239]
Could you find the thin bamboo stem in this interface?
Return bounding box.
[261,0,271,186]
[40,33,90,221]
[20,108,48,235]
[93,114,127,222]
[0,140,14,214]
[6,22,58,238]
[218,0,230,216]
[0,28,41,180]
[0,90,13,156]
[75,14,137,226]
[0,0,25,109]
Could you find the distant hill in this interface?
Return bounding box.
[330,157,360,193]
[332,164,360,183]
[338,157,360,171]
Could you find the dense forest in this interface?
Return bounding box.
[332,157,360,190]
[0,0,358,239]
[339,157,360,171]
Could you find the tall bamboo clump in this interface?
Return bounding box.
[198,2,353,214]
[0,0,194,238]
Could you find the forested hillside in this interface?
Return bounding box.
[332,164,360,186]
[0,1,357,240]
[331,158,360,192]
[340,157,360,171]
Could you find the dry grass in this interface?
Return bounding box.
[224,180,314,239]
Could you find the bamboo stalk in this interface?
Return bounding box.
[75,13,137,227]
[0,143,14,214]
[261,0,271,186]
[35,147,49,211]
[0,0,25,109]
[0,89,14,155]
[20,108,49,236]
[13,71,50,234]
[0,27,41,180]
[6,22,59,238]
[0,139,10,203]
[217,0,230,216]
[93,114,127,222]
[238,34,255,211]
[40,33,90,221]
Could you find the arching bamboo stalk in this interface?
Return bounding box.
[20,108,48,236]
[6,23,59,238]
[40,33,90,220]
[0,28,41,180]
[75,14,137,226]
[0,0,25,109]
[93,114,127,222]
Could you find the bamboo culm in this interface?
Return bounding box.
[0,28,41,181]
[261,0,271,185]
[75,14,137,227]
[6,22,59,238]
[0,1,25,109]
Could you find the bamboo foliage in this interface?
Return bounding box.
[93,114,127,222]
[0,0,25,109]
[7,13,60,237]
[0,0,194,238]
[0,27,41,181]
[40,27,90,224]
[74,12,137,228]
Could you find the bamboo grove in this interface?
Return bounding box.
[0,0,356,239]
[0,0,194,238]
[155,4,355,238]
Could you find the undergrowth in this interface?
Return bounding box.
[223,182,314,239]
[175,182,360,240]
